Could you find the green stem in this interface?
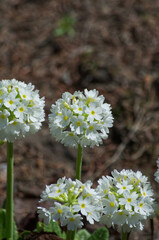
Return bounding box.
[66,230,76,240]
[66,145,83,240]
[75,144,83,181]
[6,142,14,240]
[121,231,130,240]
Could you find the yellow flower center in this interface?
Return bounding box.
[58,209,62,214]
[89,126,94,131]
[0,99,2,103]
[70,217,75,222]
[110,202,115,207]
[19,107,24,112]
[143,192,146,197]
[1,114,6,119]
[139,203,143,208]
[56,189,61,193]
[9,100,13,105]
[23,94,26,98]
[76,121,81,126]
[104,189,107,194]
[69,132,74,136]
[127,198,131,203]
[12,121,17,125]
[81,204,85,208]
[91,110,95,115]
[118,211,123,215]
[122,186,126,190]
[78,107,82,111]
[64,116,68,121]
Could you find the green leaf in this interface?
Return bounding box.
[88,227,109,240]
[18,231,31,240]
[54,15,76,37]
[75,229,91,240]
[0,140,5,146]
[54,28,65,36]
[0,208,18,240]
[35,221,66,238]
[0,209,19,240]
[0,209,6,240]
[34,221,43,233]
[13,220,19,240]
[43,221,66,238]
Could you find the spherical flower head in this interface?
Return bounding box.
[0,79,45,142]
[38,177,102,230]
[97,169,156,233]
[48,89,113,148]
[154,158,159,183]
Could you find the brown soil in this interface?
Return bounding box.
[0,0,159,239]
[23,232,64,240]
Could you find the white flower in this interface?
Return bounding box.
[72,101,85,115]
[0,79,45,142]
[4,91,20,111]
[111,210,127,226]
[61,131,78,148]
[63,213,83,231]
[73,196,93,216]
[102,194,118,214]
[154,159,159,183]
[48,89,113,148]
[97,169,156,233]
[96,176,110,197]
[85,103,102,122]
[37,207,52,225]
[38,177,102,230]
[0,110,10,129]
[134,199,153,216]
[116,180,133,194]
[50,202,70,224]
[54,108,73,128]
[70,115,87,135]
[119,191,138,211]
[86,207,101,224]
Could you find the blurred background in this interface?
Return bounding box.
[0,0,159,239]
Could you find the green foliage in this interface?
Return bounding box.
[18,231,31,240]
[54,15,76,37]
[35,221,66,239]
[0,209,6,240]
[88,227,109,240]
[0,208,18,240]
[74,227,109,240]
[0,140,5,146]
[13,220,19,240]
[75,229,91,240]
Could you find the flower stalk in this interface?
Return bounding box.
[6,141,14,240]
[76,144,83,181]
[66,229,76,240]
[121,231,129,240]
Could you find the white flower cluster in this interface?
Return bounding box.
[154,158,159,183]
[0,79,45,142]
[96,169,156,233]
[37,177,101,231]
[48,89,113,148]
